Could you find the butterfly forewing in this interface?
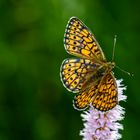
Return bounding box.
[64,17,106,61]
[92,72,118,111]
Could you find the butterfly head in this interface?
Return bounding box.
[107,61,115,70]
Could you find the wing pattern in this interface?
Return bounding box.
[64,17,106,61]
[60,58,100,93]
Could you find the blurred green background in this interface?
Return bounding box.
[0,0,139,140]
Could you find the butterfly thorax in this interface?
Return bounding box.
[82,61,115,90]
[94,61,115,79]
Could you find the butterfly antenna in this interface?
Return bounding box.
[112,35,117,61]
[115,65,134,76]
[112,35,134,76]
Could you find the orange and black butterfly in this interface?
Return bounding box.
[60,17,118,111]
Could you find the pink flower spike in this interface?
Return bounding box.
[80,79,127,140]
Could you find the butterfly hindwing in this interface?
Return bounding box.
[60,58,100,93]
[64,17,106,61]
[73,85,98,110]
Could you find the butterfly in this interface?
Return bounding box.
[60,17,118,112]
